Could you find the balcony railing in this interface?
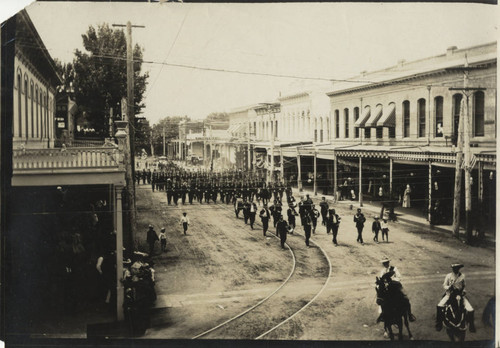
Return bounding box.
[13,147,121,171]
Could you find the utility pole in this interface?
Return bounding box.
[162,126,166,156]
[112,22,145,250]
[448,60,487,242]
[150,129,154,157]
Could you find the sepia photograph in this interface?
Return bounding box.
[0,0,497,346]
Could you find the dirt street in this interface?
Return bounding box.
[135,185,495,342]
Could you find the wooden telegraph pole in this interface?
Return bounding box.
[112,22,145,249]
[448,61,486,242]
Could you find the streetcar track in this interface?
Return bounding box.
[183,199,332,340]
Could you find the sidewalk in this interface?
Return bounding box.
[292,187,495,249]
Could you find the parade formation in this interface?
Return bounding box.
[135,159,485,342]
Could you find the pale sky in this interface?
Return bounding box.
[2,1,498,124]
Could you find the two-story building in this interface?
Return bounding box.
[314,42,496,231]
[2,10,128,336]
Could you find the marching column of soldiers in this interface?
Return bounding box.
[142,160,344,249]
[141,161,289,207]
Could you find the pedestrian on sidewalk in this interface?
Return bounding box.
[327,208,341,246]
[353,208,366,245]
[180,212,190,235]
[372,216,381,243]
[159,228,167,252]
[276,214,289,249]
[402,184,411,208]
[381,218,389,242]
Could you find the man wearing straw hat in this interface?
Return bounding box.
[435,263,475,332]
[376,258,416,323]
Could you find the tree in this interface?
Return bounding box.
[151,116,189,156]
[205,112,228,124]
[134,118,152,155]
[68,24,149,136]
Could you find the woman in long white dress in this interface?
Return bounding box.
[402,184,411,208]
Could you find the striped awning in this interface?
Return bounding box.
[354,107,371,128]
[376,104,396,127]
[364,104,383,127]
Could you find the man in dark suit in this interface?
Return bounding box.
[327,208,341,246]
[276,215,289,249]
[259,205,271,237]
[372,216,381,243]
[353,208,366,245]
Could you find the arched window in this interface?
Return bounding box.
[354,107,360,138]
[403,101,410,138]
[473,91,485,137]
[434,96,443,137]
[17,69,22,137]
[24,74,28,138]
[452,94,463,143]
[344,108,349,138]
[418,98,426,137]
[335,110,339,139]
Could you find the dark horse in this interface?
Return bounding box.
[375,275,413,340]
[442,288,467,342]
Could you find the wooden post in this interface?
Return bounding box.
[389,158,393,196]
[452,98,465,238]
[297,153,302,191]
[463,94,472,243]
[313,153,317,196]
[359,156,363,207]
[477,161,484,238]
[428,162,432,222]
[333,152,337,202]
[162,127,166,156]
[280,148,284,182]
[115,186,124,321]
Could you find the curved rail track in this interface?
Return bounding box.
[189,202,332,340]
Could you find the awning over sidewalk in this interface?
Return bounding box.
[376,103,396,127]
[354,106,371,128]
[364,104,383,127]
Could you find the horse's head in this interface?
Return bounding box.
[375,276,388,305]
[443,287,467,331]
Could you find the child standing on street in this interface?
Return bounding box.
[180,212,190,235]
[381,218,389,242]
[159,227,167,252]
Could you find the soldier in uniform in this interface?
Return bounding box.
[303,212,313,247]
[319,197,329,226]
[327,208,341,245]
[311,205,320,234]
[188,182,195,204]
[248,200,257,229]
[287,203,297,231]
[151,169,157,192]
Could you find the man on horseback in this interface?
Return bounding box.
[377,258,416,323]
[435,263,475,332]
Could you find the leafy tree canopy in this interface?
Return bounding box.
[58,24,149,136]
